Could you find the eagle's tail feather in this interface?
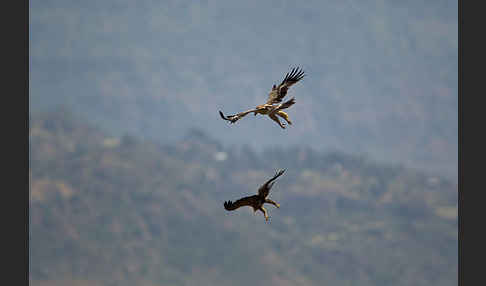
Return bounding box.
[279,97,296,110]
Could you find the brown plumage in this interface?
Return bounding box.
[223,169,285,221]
[219,67,305,129]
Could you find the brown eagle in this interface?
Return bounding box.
[223,169,285,221]
[219,67,305,129]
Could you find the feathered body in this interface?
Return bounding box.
[223,169,285,221]
[219,67,305,129]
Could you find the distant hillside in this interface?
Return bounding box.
[29,110,457,286]
[29,0,458,181]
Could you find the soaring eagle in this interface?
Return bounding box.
[219,67,305,129]
[223,169,285,221]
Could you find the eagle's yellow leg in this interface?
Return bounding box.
[268,113,286,129]
[265,199,280,208]
[276,111,292,125]
[259,206,269,221]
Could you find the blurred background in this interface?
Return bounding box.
[29,0,458,285]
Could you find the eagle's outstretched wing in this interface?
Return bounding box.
[258,169,285,198]
[266,67,305,105]
[223,195,258,211]
[219,108,259,124]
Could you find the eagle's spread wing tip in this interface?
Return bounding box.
[219,110,227,120]
[276,169,285,177]
[267,67,305,105]
[224,200,234,211]
[219,111,237,123]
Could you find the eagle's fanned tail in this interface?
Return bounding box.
[278,97,296,110]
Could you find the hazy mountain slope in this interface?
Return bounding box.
[29,0,458,180]
[29,110,457,286]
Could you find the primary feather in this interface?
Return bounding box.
[224,196,259,211]
[266,67,305,105]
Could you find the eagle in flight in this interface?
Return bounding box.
[219,67,305,129]
[224,169,285,221]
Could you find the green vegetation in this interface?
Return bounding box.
[30,110,457,286]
